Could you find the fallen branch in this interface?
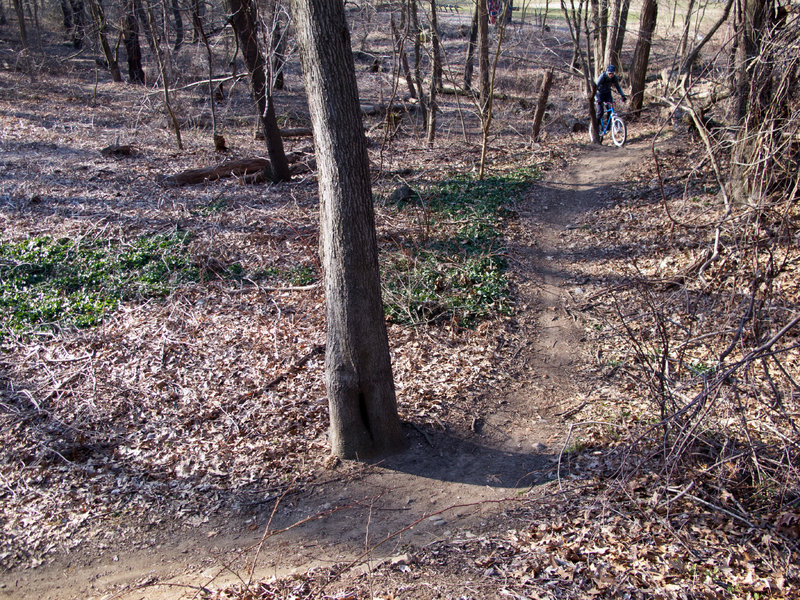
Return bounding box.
[163,158,274,186]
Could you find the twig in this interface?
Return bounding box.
[684,492,757,529]
[557,421,623,492]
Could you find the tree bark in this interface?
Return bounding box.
[88,0,122,81]
[409,0,428,126]
[532,68,553,140]
[590,0,607,74]
[731,0,771,122]
[69,0,85,48]
[604,0,622,68]
[171,0,184,51]
[427,0,439,144]
[59,0,73,31]
[628,0,657,111]
[190,0,204,43]
[612,0,630,63]
[289,0,406,460]
[122,0,146,83]
[478,0,490,112]
[227,0,290,181]
[429,0,442,91]
[12,0,29,51]
[464,0,478,90]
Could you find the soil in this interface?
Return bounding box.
[0,133,654,600]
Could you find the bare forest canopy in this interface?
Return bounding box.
[1,0,800,598]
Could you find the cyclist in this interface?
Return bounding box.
[594,64,626,125]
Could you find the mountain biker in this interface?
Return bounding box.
[594,65,626,125]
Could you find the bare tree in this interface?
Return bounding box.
[11,0,29,52]
[171,0,183,51]
[289,0,406,459]
[731,0,773,122]
[227,0,291,181]
[628,0,657,112]
[88,0,122,81]
[122,0,146,83]
[464,0,478,90]
[562,0,602,141]
[478,0,490,111]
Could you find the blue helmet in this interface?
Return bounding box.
[606,64,616,73]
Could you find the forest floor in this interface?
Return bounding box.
[2,7,800,599]
[3,129,655,600]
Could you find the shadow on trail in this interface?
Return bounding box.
[376,425,554,489]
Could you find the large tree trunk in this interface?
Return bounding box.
[628,0,657,112]
[289,0,406,460]
[227,0,290,182]
[731,0,772,123]
[590,0,607,74]
[604,0,622,68]
[122,0,146,83]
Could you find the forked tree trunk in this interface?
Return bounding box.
[88,0,122,81]
[227,0,290,181]
[289,0,406,460]
[629,0,657,111]
[612,0,630,63]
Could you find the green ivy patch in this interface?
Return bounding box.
[382,167,540,327]
[0,232,199,337]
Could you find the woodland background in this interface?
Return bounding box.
[1,0,799,597]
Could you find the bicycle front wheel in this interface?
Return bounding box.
[611,116,627,147]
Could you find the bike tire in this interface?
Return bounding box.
[611,116,627,147]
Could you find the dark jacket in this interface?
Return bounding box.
[595,72,624,103]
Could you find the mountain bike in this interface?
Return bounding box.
[598,102,627,147]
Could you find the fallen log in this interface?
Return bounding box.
[164,158,274,186]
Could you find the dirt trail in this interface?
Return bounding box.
[3,140,651,600]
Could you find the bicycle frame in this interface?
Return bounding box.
[599,102,616,137]
[597,101,627,147]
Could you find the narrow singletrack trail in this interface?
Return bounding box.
[5,140,653,600]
